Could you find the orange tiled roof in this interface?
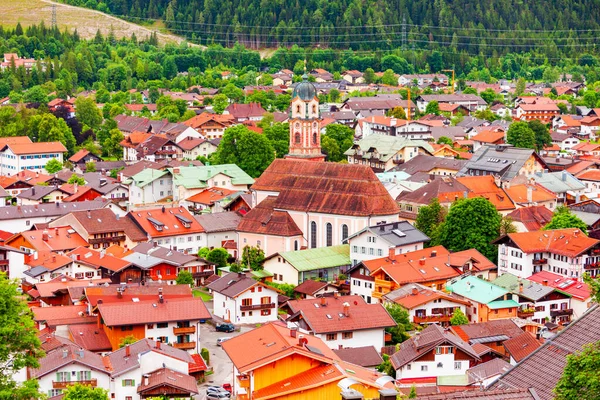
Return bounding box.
[128,206,205,238]
[472,130,505,144]
[505,228,598,257]
[576,169,600,181]
[183,112,234,129]
[185,187,237,205]
[503,332,541,363]
[572,142,600,152]
[8,226,88,252]
[66,246,131,272]
[25,251,72,271]
[456,176,516,211]
[392,286,471,309]
[504,183,557,204]
[252,364,344,399]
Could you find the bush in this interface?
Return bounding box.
[200,348,210,365]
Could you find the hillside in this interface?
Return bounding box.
[0,0,183,44]
[60,0,600,55]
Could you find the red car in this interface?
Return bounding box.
[222,384,232,393]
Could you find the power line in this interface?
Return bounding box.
[51,4,57,29]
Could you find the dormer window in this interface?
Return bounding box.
[175,214,192,228]
[147,217,165,231]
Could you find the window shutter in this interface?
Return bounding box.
[122,380,126,387]
[56,372,60,382]
[131,379,135,386]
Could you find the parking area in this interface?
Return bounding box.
[195,320,253,400]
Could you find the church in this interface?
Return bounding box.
[236,76,401,256]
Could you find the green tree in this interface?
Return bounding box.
[207,248,229,270]
[506,121,536,149]
[479,89,497,104]
[212,94,229,114]
[437,197,502,262]
[528,120,552,152]
[363,68,376,84]
[176,270,194,285]
[201,348,210,365]
[23,86,48,105]
[85,161,96,172]
[262,122,289,158]
[75,96,103,131]
[321,136,342,162]
[241,245,265,271]
[437,136,453,145]
[376,354,395,377]
[0,273,44,399]
[554,341,600,400]
[500,216,518,236]
[322,124,354,162]
[264,281,296,298]
[388,106,407,119]
[450,308,469,325]
[515,78,526,96]
[425,100,440,115]
[119,335,138,348]
[543,206,588,233]
[211,125,275,178]
[63,383,109,400]
[198,247,210,259]
[583,273,600,303]
[381,69,397,86]
[45,158,63,174]
[384,302,413,344]
[415,198,446,245]
[102,129,125,159]
[68,174,85,185]
[409,385,417,399]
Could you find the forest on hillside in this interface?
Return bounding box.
[59,0,600,57]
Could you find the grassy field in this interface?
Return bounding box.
[0,0,183,44]
[193,288,213,302]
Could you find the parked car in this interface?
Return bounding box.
[207,392,231,400]
[217,337,231,346]
[215,323,235,333]
[207,386,230,396]
[222,383,232,393]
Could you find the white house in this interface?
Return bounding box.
[284,294,395,350]
[495,228,600,280]
[169,165,254,202]
[528,271,593,319]
[207,272,279,324]
[0,137,66,176]
[390,324,480,386]
[127,169,173,206]
[345,221,429,266]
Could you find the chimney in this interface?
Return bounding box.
[562,170,567,182]
[343,302,350,317]
[334,291,339,299]
[463,190,468,199]
[431,250,437,258]
[32,187,35,195]
[55,227,59,236]
[62,349,68,359]
[527,186,533,203]
[117,288,123,299]
[419,258,426,265]
[290,327,298,338]
[125,344,130,357]
[518,278,524,293]
[162,206,166,213]
[153,241,158,248]
[298,334,307,346]
[74,182,78,192]
[42,230,49,241]
[542,279,548,286]
[411,286,419,295]
[87,210,91,219]
[159,294,164,303]
[320,297,327,306]
[466,281,472,292]
[156,340,161,350]
[52,255,56,263]
[116,213,120,220]
[388,248,396,261]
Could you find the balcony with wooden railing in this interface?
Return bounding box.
[375,279,394,289]
[53,379,97,389]
[413,315,453,324]
[240,302,276,311]
[173,341,196,350]
[532,258,548,265]
[89,235,125,245]
[173,326,196,335]
[192,270,214,278]
[550,309,573,317]
[517,308,535,318]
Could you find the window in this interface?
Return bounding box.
[147,324,154,329]
[437,362,443,368]
[120,325,133,331]
[242,299,252,306]
[156,322,168,328]
[48,389,63,397]
[294,240,299,251]
[310,222,317,248]
[342,332,353,339]
[454,362,462,370]
[56,372,70,382]
[326,333,337,341]
[122,379,135,387]
[77,371,91,381]
[361,247,366,254]
[352,246,358,253]
[341,224,348,241]
[421,365,428,372]
[325,223,332,247]
[406,364,411,370]
[261,309,271,316]
[377,249,383,257]
[295,132,301,144]
[312,132,317,144]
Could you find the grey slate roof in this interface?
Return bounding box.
[332,346,383,367]
[391,154,467,175]
[492,274,556,302]
[415,389,537,399]
[456,116,488,128]
[571,210,600,226]
[489,305,600,400]
[195,211,242,233]
[17,185,67,201]
[430,126,467,141]
[344,135,434,162]
[530,171,586,194]
[82,173,125,195]
[345,221,430,247]
[0,199,109,221]
[457,145,545,181]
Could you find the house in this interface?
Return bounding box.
[97,296,211,351]
[194,211,241,256]
[284,294,395,350]
[354,246,497,304]
[271,73,293,86]
[504,181,558,210]
[446,275,520,323]
[68,149,102,168]
[390,324,480,386]
[48,208,147,250]
[527,271,593,319]
[16,185,70,205]
[183,187,238,214]
[60,184,104,203]
[383,283,470,327]
[21,253,75,285]
[430,143,461,159]
[114,115,200,142]
[177,137,219,159]
[309,68,334,82]
[398,74,449,87]
[344,135,434,172]
[571,142,600,157]
[120,132,154,161]
[245,159,400,254]
[495,228,600,279]
[293,279,336,299]
[394,154,467,177]
[471,130,505,152]
[417,94,487,113]
[574,169,600,198]
[492,273,573,324]
[342,70,364,84]
[457,145,548,182]
[529,170,586,203]
[262,245,351,285]
[465,358,513,387]
[0,136,67,176]
[515,103,560,123]
[503,332,541,365]
[127,168,173,205]
[224,103,266,122]
[345,221,430,266]
[221,322,397,400]
[127,206,206,254]
[0,53,37,70]
[207,272,279,324]
[62,246,133,282]
[506,205,554,232]
[169,165,254,202]
[182,112,235,140]
[489,305,600,400]
[80,173,129,201]
[134,136,183,162]
[6,226,89,255]
[342,95,417,117]
[450,319,524,358]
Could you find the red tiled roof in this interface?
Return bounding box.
[189,354,208,373]
[293,279,328,296]
[67,247,131,272]
[390,285,470,309]
[504,183,557,204]
[286,295,395,334]
[507,206,554,231]
[472,130,505,144]
[225,102,266,118]
[68,149,91,163]
[97,297,211,326]
[128,206,205,238]
[62,186,103,202]
[518,103,560,112]
[503,332,541,362]
[252,159,399,217]
[137,367,199,395]
[576,169,600,181]
[572,142,600,152]
[504,228,598,257]
[528,271,591,300]
[33,275,112,298]
[85,284,192,307]
[68,323,112,352]
[26,251,72,271]
[32,305,92,326]
[8,226,88,252]
[1,141,67,155]
[456,176,516,211]
[237,196,302,236]
[450,320,523,342]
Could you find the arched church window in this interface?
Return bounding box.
[312,104,317,114]
[296,105,301,113]
[313,132,317,144]
[310,222,317,248]
[295,132,301,144]
[326,223,333,247]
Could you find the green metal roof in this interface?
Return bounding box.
[130,169,170,188]
[492,273,558,301]
[487,299,520,309]
[251,269,274,278]
[278,245,350,272]
[169,165,254,189]
[446,275,509,305]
